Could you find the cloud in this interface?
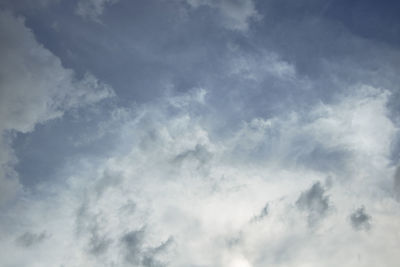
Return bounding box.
[120,229,146,264]
[0,10,113,206]
[0,10,114,133]
[15,231,48,248]
[1,83,400,266]
[76,198,113,256]
[184,0,260,31]
[88,226,112,256]
[251,203,269,222]
[394,166,400,200]
[172,143,212,171]
[350,206,371,231]
[121,228,172,266]
[1,3,400,265]
[75,0,119,21]
[94,170,123,198]
[296,182,331,226]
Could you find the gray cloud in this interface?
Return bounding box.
[88,226,112,256]
[15,231,48,248]
[294,143,351,175]
[121,228,172,267]
[119,199,137,215]
[296,182,331,226]
[75,197,112,256]
[121,228,146,264]
[394,166,400,201]
[172,144,212,170]
[251,203,269,222]
[94,170,122,198]
[75,199,90,236]
[350,206,371,231]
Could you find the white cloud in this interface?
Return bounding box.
[1,83,399,266]
[227,48,296,81]
[0,10,114,206]
[75,0,119,21]
[185,0,260,31]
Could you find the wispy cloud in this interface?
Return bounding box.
[75,0,119,21]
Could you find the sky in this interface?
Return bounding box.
[0,0,400,266]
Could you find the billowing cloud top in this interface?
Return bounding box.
[1,0,400,267]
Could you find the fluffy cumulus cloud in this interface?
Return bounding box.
[1,1,400,267]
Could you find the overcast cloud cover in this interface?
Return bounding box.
[0,0,400,266]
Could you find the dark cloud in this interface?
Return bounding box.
[75,198,112,256]
[75,200,90,236]
[350,206,371,231]
[87,225,112,256]
[121,228,146,264]
[394,166,400,201]
[294,143,351,175]
[94,170,122,198]
[143,237,174,267]
[121,228,172,267]
[251,203,269,222]
[173,144,212,166]
[15,231,48,248]
[296,182,331,225]
[150,236,174,254]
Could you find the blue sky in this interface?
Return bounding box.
[1,1,400,266]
